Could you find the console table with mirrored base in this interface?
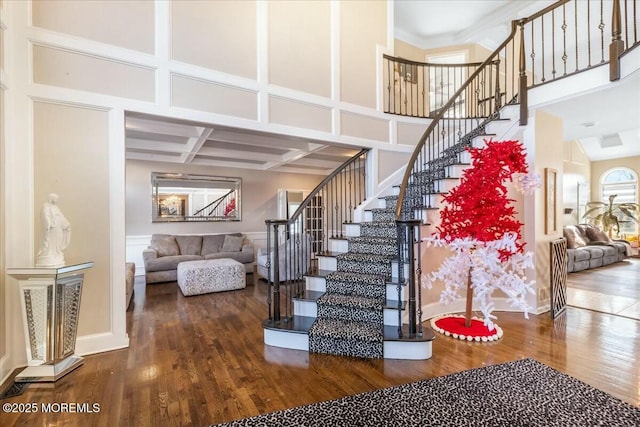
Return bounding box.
[8,261,94,382]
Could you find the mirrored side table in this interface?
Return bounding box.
[8,261,94,382]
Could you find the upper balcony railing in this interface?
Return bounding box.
[385,0,639,123]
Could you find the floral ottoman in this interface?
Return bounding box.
[177,258,245,296]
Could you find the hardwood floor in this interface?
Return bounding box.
[2,272,639,426]
[567,257,640,319]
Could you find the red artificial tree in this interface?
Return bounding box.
[435,139,529,326]
[224,198,236,217]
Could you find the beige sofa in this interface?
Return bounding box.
[143,233,254,284]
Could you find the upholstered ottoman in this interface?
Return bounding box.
[177,258,245,296]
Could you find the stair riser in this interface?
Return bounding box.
[358,225,396,239]
[337,259,392,277]
[317,256,337,271]
[372,210,396,222]
[309,336,383,359]
[345,223,360,237]
[384,340,432,360]
[424,193,445,208]
[330,238,349,253]
[471,134,490,148]
[484,120,512,135]
[294,299,317,318]
[317,305,383,324]
[348,241,397,257]
[325,281,386,299]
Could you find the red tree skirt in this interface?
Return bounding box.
[430,314,503,342]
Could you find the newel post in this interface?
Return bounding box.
[266,219,287,322]
[518,20,528,126]
[609,0,624,81]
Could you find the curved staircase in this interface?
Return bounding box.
[263,102,521,360]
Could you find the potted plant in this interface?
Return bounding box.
[581,194,640,238]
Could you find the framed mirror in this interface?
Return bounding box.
[152,172,241,222]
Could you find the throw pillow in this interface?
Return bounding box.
[151,236,180,256]
[563,227,587,249]
[221,234,244,252]
[585,226,612,243]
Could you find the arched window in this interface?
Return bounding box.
[600,167,638,235]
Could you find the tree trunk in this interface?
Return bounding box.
[465,267,473,327]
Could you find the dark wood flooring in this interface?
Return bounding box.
[1,270,639,426]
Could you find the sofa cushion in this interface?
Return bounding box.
[582,246,604,259]
[205,250,254,264]
[221,234,243,252]
[150,235,180,256]
[572,249,592,262]
[175,235,203,256]
[564,226,587,249]
[145,254,202,272]
[202,234,226,254]
[202,233,242,255]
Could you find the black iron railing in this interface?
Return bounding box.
[383,57,501,119]
[263,149,369,323]
[191,189,236,219]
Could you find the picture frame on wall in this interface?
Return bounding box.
[545,168,557,234]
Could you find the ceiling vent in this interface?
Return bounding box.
[599,133,623,148]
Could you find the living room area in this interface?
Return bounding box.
[561,131,640,320]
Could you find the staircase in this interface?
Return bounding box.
[263,103,521,359]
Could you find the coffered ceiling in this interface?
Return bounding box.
[125,112,361,175]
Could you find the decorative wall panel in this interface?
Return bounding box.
[172,0,256,78]
[269,96,332,132]
[341,112,388,142]
[32,0,154,54]
[171,75,257,120]
[33,45,155,102]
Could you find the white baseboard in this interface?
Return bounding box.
[75,331,129,356]
[422,297,531,321]
[0,353,16,389]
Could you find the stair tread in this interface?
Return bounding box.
[318,293,384,309]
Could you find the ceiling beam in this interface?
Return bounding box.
[126,116,202,138]
[184,127,214,164]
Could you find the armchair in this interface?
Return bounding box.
[256,234,312,283]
